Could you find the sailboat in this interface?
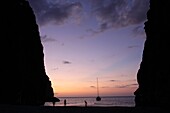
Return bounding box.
[96,77,101,101]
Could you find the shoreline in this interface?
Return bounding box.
[0,105,168,113]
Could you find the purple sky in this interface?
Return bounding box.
[28,0,149,97]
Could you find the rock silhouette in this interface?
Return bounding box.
[134,0,170,107]
[0,0,54,105]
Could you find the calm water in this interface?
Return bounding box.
[44,96,135,107]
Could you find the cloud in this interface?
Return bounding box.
[63,60,72,64]
[101,86,110,88]
[40,35,65,46]
[28,0,149,36]
[28,0,83,26]
[127,45,139,49]
[132,25,146,37]
[89,0,149,33]
[90,86,96,88]
[40,35,56,42]
[110,80,117,82]
[115,83,138,88]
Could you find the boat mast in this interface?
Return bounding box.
[97,77,99,96]
[96,77,101,101]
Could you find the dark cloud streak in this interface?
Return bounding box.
[90,86,96,88]
[110,80,117,82]
[63,60,72,64]
[128,45,139,49]
[115,83,138,88]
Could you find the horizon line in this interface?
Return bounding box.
[54,95,135,98]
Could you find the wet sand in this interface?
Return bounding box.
[0,105,168,113]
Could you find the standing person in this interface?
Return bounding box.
[84,100,87,107]
[52,101,55,106]
[52,97,60,106]
[64,99,66,106]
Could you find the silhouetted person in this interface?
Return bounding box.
[64,99,67,106]
[52,97,60,106]
[45,97,60,106]
[52,101,55,106]
[84,100,87,107]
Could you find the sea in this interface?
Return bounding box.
[44,96,135,107]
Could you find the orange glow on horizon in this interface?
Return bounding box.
[47,60,138,97]
[53,84,137,97]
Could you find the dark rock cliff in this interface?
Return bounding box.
[135,0,170,107]
[0,0,54,105]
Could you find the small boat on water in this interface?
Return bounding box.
[96,77,101,101]
[96,96,101,101]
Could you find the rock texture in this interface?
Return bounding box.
[134,0,170,107]
[0,0,54,105]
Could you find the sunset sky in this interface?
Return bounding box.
[28,0,149,97]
